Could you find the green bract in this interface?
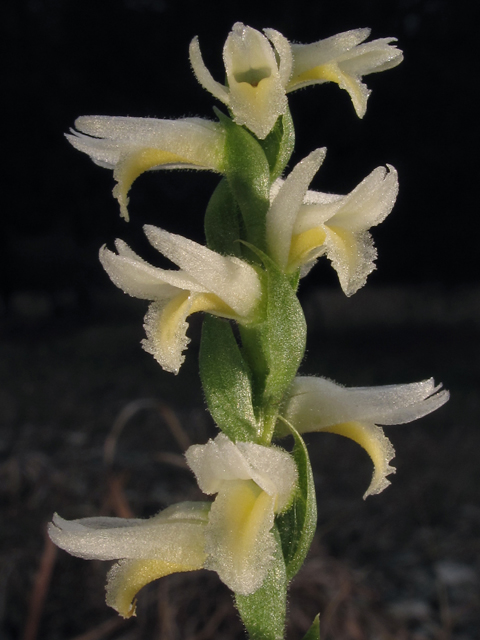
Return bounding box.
[217,109,271,253]
[276,420,317,581]
[204,178,242,257]
[199,316,258,442]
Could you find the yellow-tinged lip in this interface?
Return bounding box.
[147,291,239,373]
[290,61,343,86]
[216,480,274,575]
[113,148,202,221]
[323,224,359,277]
[159,291,237,351]
[319,420,395,497]
[289,62,366,116]
[288,227,327,271]
[107,557,205,618]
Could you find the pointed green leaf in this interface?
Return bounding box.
[260,108,295,182]
[302,615,320,640]
[215,109,271,252]
[276,420,317,581]
[199,315,258,442]
[235,526,287,640]
[204,177,242,257]
[240,247,306,412]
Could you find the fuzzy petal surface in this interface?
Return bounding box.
[66,116,225,219]
[185,434,297,593]
[280,377,449,497]
[49,503,209,616]
[289,165,398,294]
[288,28,402,117]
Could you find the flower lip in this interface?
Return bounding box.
[279,376,449,497]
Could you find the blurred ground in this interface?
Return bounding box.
[1,284,479,640]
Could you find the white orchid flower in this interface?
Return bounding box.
[49,435,297,615]
[279,377,449,498]
[66,116,226,220]
[266,148,398,295]
[288,28,403,118]
[48,502,210,618]
[186,433,297,595]
[100,226,262,374]
[190,22,292,139]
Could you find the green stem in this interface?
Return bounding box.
[258,402,279,445]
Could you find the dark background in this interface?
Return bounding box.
[1,2,479,639]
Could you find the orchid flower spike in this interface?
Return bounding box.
[190,22,292,139]
[66,116,226,220]
[186,433,297,595]
[279,377,449,498]
[288,28,403,118]
[267,150,398,296]
[48,502,210,618]
[100,226,262,374]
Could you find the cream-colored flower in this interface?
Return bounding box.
[190,22,292,139]
[186,433,297,595]
[48,502,210,618]
[49,435,297,615]
[66,116,225,220]
[288,28,403,117]
[266,149,398,295]
[100,226,262,374]
[279,377,449,498]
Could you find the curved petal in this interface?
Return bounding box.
[289,29,372,78]
[49,503,209,617]
[323,226,377,296]
[287,29,402,118]
[99,244,206,300]
[186,433,298,511]
[189,36,231,104]
[337,38,403,75]
[266,148,326,270]
[290,166,398,291]
[142,292,237,374]
[283,377,449,431]
[264,28,293,87]
[320,420,395,498]
[106,557,202,618]
[48,503,210,561]
[324,165,398,232]
[144,226,262,316]
[280,376,449,497]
